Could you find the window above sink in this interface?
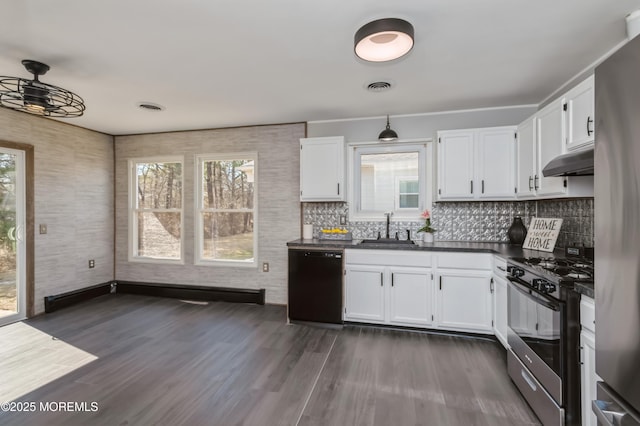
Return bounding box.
[348,140,434,222]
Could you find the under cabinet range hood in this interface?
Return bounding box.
[542,147,594,177]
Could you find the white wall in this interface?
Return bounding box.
[307,105,536,141]
[0,108,115,315]
[114,123,304,305]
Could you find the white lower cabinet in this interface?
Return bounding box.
[345,250,495,335]
[344,251,433,327]
[436,270,493,333]
[344,265,385,323]
[492,256,509,348]
[388,267,433,327]
[580,296,600,426]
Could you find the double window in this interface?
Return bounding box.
[129,157,184,263]
[129,153,258,266]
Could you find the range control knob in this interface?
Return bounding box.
[509,266,525,278]
[532,279,556,293]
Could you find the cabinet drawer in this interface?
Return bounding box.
[345,249,432,268]
[580,296,595,333]
[437,253,492,270]
[493,256,508,276]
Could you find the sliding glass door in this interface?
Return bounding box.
[0,148,25,326]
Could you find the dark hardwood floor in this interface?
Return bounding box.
[0,295,540,426]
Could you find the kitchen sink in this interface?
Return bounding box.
[359,238,415,246]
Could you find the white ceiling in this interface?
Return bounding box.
[2,0,639,135]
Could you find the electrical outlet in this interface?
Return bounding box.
[88,259,95,269]
[262,262,269,272]
[339,214,347,225]
[39,224,47,234]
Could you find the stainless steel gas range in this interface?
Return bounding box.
[506,253,593,426]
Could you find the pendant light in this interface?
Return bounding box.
[378,115,398,141]
[0,60,85,117]
[355,18,414,62]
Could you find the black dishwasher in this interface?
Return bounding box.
[288,249,343,324]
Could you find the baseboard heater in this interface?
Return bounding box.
[115,281,266,305]
[44,282,113,313]
[44,281,265,314]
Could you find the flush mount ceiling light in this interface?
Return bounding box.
[0,60,85,117]
[378,115,398,141]
[355,18,414,62]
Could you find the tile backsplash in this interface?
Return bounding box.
[302,198,594,248]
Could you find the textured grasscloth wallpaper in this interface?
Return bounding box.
[303,198,594,248]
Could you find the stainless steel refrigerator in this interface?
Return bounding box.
[594,34,640,425]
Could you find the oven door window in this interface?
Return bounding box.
[508,281,563,376]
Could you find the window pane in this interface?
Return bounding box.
[360,152,419,211]
[137,162,182,209]
[399,180,419,193]
[201,212,254,261]
[137,212,181,259]
[202,160,254,209]
[399,194,419,208]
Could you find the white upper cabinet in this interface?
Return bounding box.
[516,95,594,200]
[476,127,517,198]
[437,130,475,200]
[437,126,516,201]
[516,116,536,198]
[564,75,595,152]
[536,100,568,197]
[300,136,345,201]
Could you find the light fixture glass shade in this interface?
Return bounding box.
[355,18,414,62]
[379,115,398,141]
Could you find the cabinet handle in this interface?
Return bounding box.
[380,272,383,287]
[497,266,506,271]
[528,176,533,191]
[470,180,474,194]
[337,183,340,195]
[439,276,442,290]
[391,273,394,287]
[482,180,485,194]
[587,116,594,136]
[534,175,539,190]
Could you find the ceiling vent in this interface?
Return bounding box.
[366,81,392,92]
[137,102,164,111]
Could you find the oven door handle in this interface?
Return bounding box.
[507,277,560,311]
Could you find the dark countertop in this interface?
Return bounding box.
[286,239,566,260]
[574,282,594,299]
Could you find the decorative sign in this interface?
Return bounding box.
[522,218,563,252]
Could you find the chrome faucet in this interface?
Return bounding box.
[385,212,392,239]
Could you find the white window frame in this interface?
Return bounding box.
[195,152,258,268]
[128,156,184,264]
[347,140,434,222]
[395,175,420,210]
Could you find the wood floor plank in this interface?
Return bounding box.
[0,295,540,426]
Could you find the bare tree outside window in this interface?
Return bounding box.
[132,160,183,260]
[198,156,255,263]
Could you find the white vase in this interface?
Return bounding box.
[423,232,434,243]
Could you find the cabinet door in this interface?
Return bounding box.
[300,137,345,201]
[565,75,595,152]
[389,267,433,327]
[436,271,493,333]
[516,117,536,198]
[476,127,517,199]
[344,265,385,323]
[437,130,475,200]
[581,331,600,426]
[493,275,508,348]
[536,101,567,197]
